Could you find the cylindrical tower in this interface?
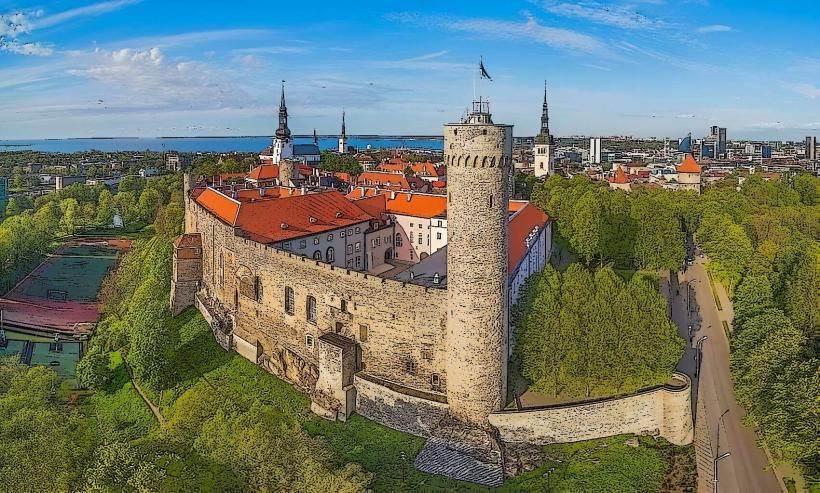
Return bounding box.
[444,101,512,426]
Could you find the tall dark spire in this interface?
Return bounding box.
[313,128,318,145]
[535,80,551,144]
[341,111,346,139]
[275,80,291,140]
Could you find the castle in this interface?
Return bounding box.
[171,94,692,485]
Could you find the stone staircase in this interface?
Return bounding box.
[414,437,504,487]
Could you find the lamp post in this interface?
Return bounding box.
[713,452,731,493]
[695,336,708,378]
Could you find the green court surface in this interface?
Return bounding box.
[17,244,118,303]
[0,339,26,359]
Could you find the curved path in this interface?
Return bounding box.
[124,359,167,429]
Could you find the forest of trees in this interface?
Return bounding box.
[515,265,683,399]
[529,171,819,482]
[532,175,688,271]
[318,151,363,176]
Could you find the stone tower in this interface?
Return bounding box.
[278,159,297,187]
[338,111,348,153]
[444,100,512,427]
[533,81,553,178]
[271,81,294,164]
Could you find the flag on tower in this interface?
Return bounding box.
[479,56,492,81]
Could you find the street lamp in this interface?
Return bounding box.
[713,452,731,493]
[695,336,708,378]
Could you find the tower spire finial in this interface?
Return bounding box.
[275,79,291,140]
[341,110,346,138]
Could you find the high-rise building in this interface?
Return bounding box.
[589,137,602,164]
[533,81,553,178]
[444,99,512,426]
[805,136,816,161]
[705,126,727,158]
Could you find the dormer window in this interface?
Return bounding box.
[433,273,440,284]
[335,211,343,218]
[281,222,288,229]
[309,216,317,224]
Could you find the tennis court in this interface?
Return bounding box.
[0,238,129,334]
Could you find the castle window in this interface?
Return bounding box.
[299,240,306,249]
[313,250,322,261]
[355,256,361,268]
[340,299,347,313]
[255,276,262,302]
[489,194,493,208]
[395,234,402,247]
[417,236,422,245]
[284,287,294,315]
[421,348,433,360]
[327,233,333,241]
[314,237,320,245]
[347,244,353,254]
[431,374,441,390]
[355,242,361,252]
[355,227,360,233]
[219,252,224,287]
[283,242,291,250]
[359,324,368,342]
[347,229,353,236]
[306,296,317,324]
[405,358,416,375]
[436,232,442,240]
[326,247,335,262]
[341,230,346,238]
[409,232,414,242]
[305,334,314,348]
[346,259,353,268]
[410,222,414,228]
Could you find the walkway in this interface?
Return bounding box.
[681,257,781,493]
[124,359,166,429]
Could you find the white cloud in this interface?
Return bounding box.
[368,50,473,72]
[0,11,36,36]
[537,1,667,30]
[0,38,53,56]
[66,47,252,111]
[696,24,732,33]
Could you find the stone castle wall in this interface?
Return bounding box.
[488,373,694,446]
[187,198,450,399]
[354,373,450,437]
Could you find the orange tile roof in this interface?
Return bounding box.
[196,187,241,225]
[234,190,374,244]
[677,154,702,174]
[248,164,279,181]
[508,203,550,272]
[357,171,411,190]
[377,163,407,173]
[233,187,305,202]
[349,188,529,219]
[411,161,440,177]
[610,167,629,184]
[432,180,446,188]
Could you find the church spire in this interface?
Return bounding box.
[275,80,291,140]
[313,128,318,145]
[540,80,549,137]
[341,111,346,139]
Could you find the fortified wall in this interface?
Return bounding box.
[179,195,449,422]
[488,373,694,446]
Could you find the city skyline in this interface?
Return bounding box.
[2,0,820,140]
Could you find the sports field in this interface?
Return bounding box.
[0,238,129,334]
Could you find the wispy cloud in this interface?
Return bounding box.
[33,0,141,29]
[782,82,820,99]
[387,12,610,57]
[119,29,277,50]
[535,1,666,30]
[368,50,473,72]
[696,24,732,33]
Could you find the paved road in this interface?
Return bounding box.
[674,257,781,493]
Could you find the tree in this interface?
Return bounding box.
[137,188,161,222]
[783,253,819,338]
[733,275,775,325]
[793,173,818,206]
[3,198,20,217]
[570,191,603,265]
[60,198,79,235]
[96,189,115,227]
[76,349,113,391]
[631,193,685,271]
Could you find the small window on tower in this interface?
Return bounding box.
[405,358,416,375]
[489,194,493,208]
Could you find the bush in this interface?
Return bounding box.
[76,349,113,391]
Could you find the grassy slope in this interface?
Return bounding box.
[114,307,693,492]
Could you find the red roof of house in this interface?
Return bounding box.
[677,154,702,174]
[357,171,411,190]
[233,190,373,244]
[610,167,629,184]
[509,203,550,271]
[349,188,529,219]
[376,163,407,173]
[196,187,241,225]
[174,233,202,249]
[432,180,446,188]
[248,164,279,181]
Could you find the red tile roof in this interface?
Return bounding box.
[196,187,241,225]
[610,167,629,184]
[677,154,702,174]
[234,190,374,244]
[508,203,550,272]
[248,164,279,181]
[357,171,411,190]
[349,188,529,219]
[174,233,202,249]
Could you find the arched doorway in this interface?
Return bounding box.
[384,248,393,262]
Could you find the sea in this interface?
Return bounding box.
[0,136,444,153]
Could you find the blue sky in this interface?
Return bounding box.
[1,0,819,140]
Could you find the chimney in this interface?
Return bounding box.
[390,191,396,200]
[406,192,412,202]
